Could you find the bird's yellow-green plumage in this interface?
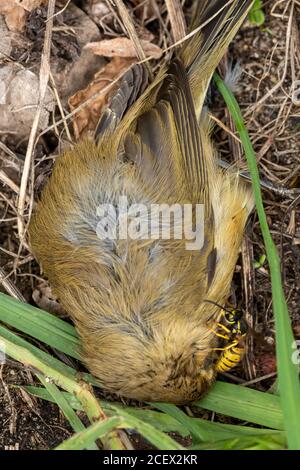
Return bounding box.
[29,0,254,404]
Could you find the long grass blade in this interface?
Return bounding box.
[38,376,99,450]
[195,381,283,430]
[214,72,300,449]
[0,293,80,359]
[55,417,121,450]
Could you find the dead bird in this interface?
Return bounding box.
[29,1,254,404]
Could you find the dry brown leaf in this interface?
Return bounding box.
[0,0,47,31]
[85,37,162,59]
[0,1,26,31]
[68,57,135,139]
[18,0,47,12]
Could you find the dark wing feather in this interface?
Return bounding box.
[95,64,148,139]
[125,60,211,209]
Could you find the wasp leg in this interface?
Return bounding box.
[216,322,231,333]
[209,321,231,340]
[211,340,239,352]
[209,329,230,341]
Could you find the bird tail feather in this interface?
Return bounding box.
[181,0,253,118]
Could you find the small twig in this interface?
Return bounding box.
[241,237,256,381]
[209,112,242,144]
[0,268,26,303]
[17,0,56,241]
[111,0,153,79]
[49,70,73,142]
[218,160,300,199]
[244,2,294,117]
[0,170,30,204]
[241,372,277,387]
[0,142,19,161]
[165,0,187,43]
[46,0,72,21]
[0,365,17,436]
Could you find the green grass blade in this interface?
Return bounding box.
[153,403,208,441]
[21,385,84,410]
[0,293,77,336]
[1,329,182,449]
[0,324,97,385]
[195,381,283,430]
[55,401,185,450]
[23,385,283,443]
[55,417,121,450]
[117,408,189,436]
[108,405,185,450]
[1,330,127,448]
[192,433,286,450]
[214,72,300,449]
[22,385,191,436]
[37,376,99,450]
[0,293,80,359]
[0,334,106,422]
[154,400,285,443]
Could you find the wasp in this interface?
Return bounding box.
[205,300,248,373]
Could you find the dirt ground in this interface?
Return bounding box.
[0,0,299,450]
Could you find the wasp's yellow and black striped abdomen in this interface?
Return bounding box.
[216,338,246,372]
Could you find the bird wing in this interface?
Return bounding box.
[120,60,212,212]
[94,64,148,139]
